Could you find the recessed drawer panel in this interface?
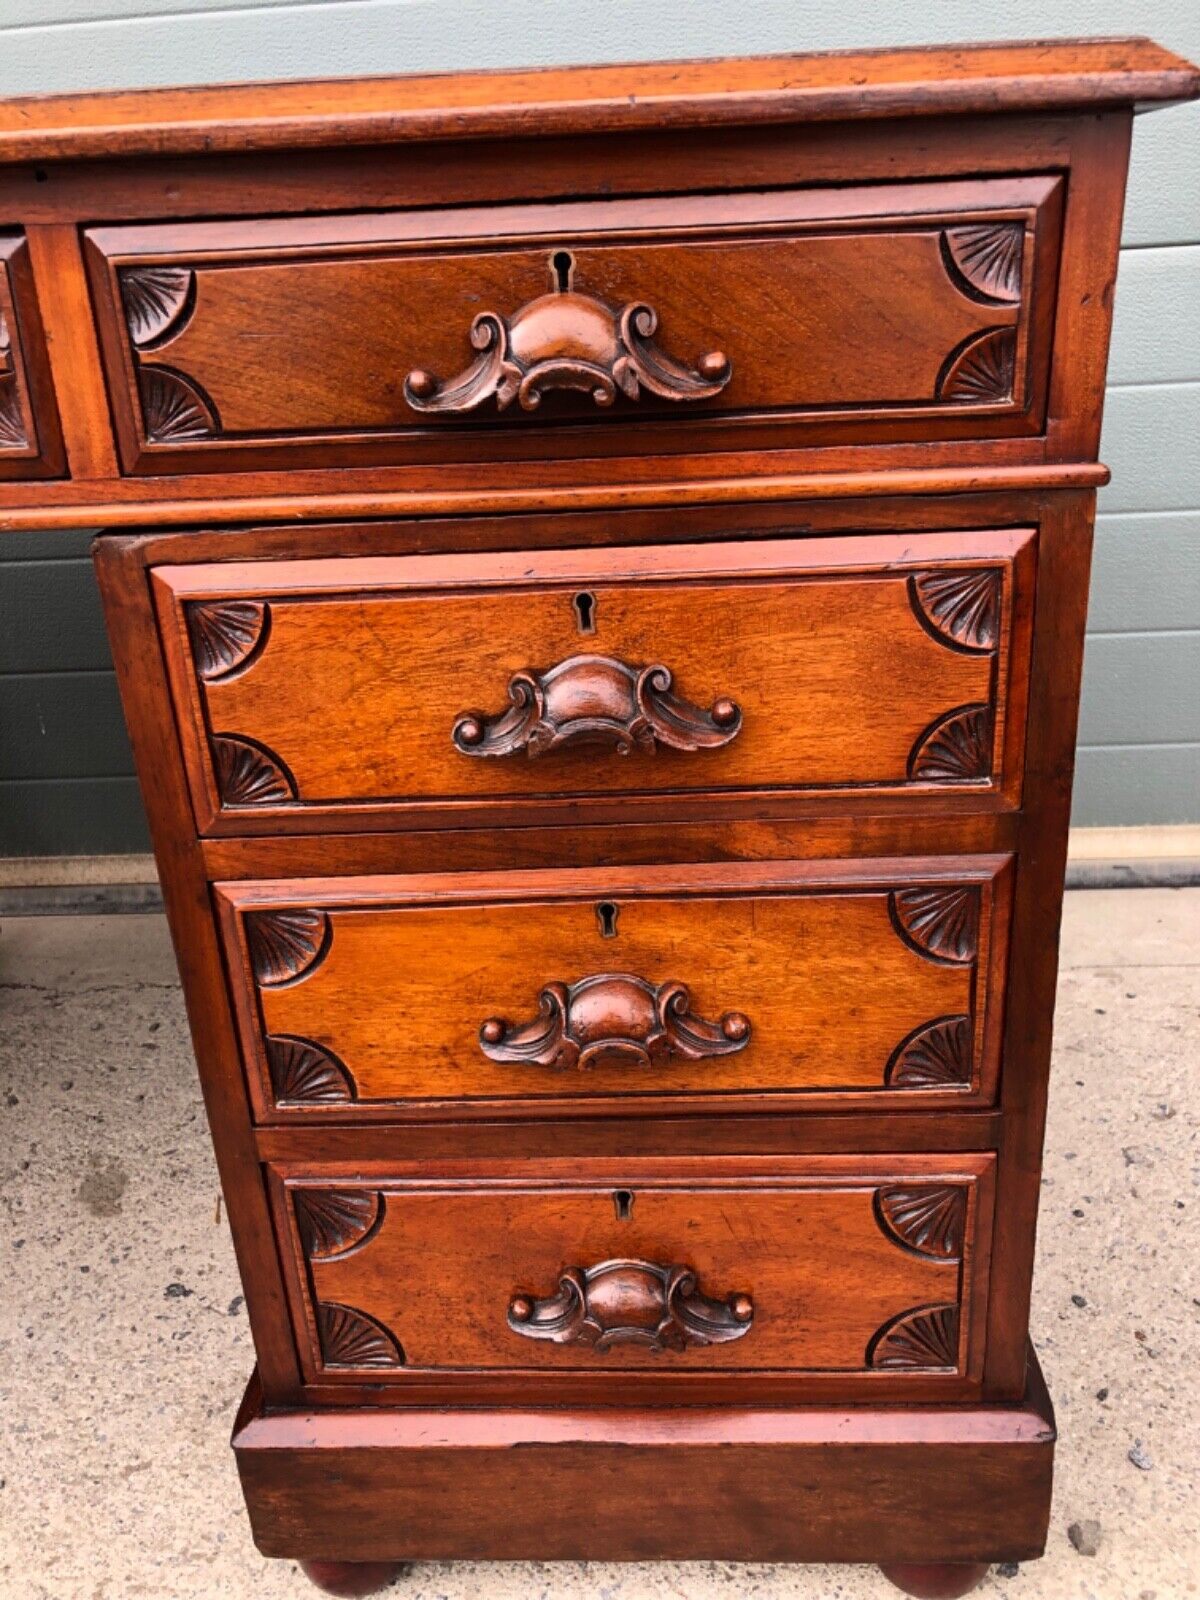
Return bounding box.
[216,856,1012,1122]
[0,231,65,480]
[155,529,1035,834]
[269,1154,996,1402]
[86,176,1061,476]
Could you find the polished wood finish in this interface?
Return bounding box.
[65,39,1196,1588]
[0,231,65,479]
[154,528,1034,834]
[83,177,1061,475]
[233,1351,1056,1563]
[267,1155,994,1403]
[215,857,1012,1120]
[880,1563,991,1599]
[298,1561,407,1599]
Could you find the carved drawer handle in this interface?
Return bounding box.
[509,1258,753,1352]
[453,653,741,759]
[480,973,751,1070]
[404,252,731,415]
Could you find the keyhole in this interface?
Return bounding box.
[573,590,597,634]
[551,249,575,292]
[596,901,619,939]
[613,1189,634,1221]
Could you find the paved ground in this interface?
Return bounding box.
[1,890,1197,1599]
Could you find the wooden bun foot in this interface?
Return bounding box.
[299,1559,409,1597]
[879,1563,991,1599]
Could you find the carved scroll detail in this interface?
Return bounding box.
[187,600,268,680]
[890,887,979,965]
[944,223,1024,302]
[405,262,731,415]
[910,570,1002,653]
[139,365,218,442]
[245,909,329,987]
[508,1259,753,1352]
[267,1035,356,1105]
[908,704,993,783]
[886,1015,973,1090]
[0,310,27,448]
[868,1304,960,1371]
[317,1302,405,1369]
[212,734,296,808]
[119,265,195,345]
[454,654,741,759]
[875,1186,967,1260]
[938,327,1016,404]
[480,974,751,1071]
[295,1189,382,1260]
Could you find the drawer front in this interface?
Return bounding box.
[156,529,1035,833]
[216,857,1012,1122]
[269,1154,995,1400]
[86,176,1061,476]
[0,232,64,480]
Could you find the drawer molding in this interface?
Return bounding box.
[478,972,752,1071]
[507,1258,755,1353]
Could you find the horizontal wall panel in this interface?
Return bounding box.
[1078,634,1200,747]
[1072,744,1200,827]
[1124,100,1200,247]
[0,776,148,854]
[0,528,96,560]
[0,559,111,673]
[0,0,301,23]
[1099,384,1200,512]
[0,672,132,780]
[1089,512,1200,633]
[1109,246,1200,386]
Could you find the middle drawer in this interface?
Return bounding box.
[216,856,1012,1123]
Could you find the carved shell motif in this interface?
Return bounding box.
[891,887,980,964]
[119,265,194,345]
[212,734,296,808]
[294,1188,382,1259]
[910,569,1002,653]
[875,1186,967,1260]
[938,327,1017,405]
[944,223,1024,302]
[317,1302,405,1369]
[245,909,329,986]
[908,705,994,783]
[187,600,268,679]
[868,1304,960,1371]
[0,310,27,448]
[267,1035,355,1105]
[138,366,218,442]
[886,1015,973,1090]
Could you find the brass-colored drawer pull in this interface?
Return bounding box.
[479,973,751,1070]
[508,1258,754,1352]
[405,252,731,415]
[453,653,741,759]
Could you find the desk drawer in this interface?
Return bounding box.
[269,1154,995,1402]
[216,856,1012,1122]
[86,175,1061,477]
[156,528,1035,834]
[0,232,64,480]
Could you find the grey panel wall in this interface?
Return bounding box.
[0,0,1197,853]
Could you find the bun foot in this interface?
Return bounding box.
[879,1563,990,1599]
[299,1559,409,1597]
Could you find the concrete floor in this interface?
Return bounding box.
[1,889,1197,1600]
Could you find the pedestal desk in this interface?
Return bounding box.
[3,39,1197,1598]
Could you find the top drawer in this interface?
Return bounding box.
[85,176,1062,477]
[0,231,65,481]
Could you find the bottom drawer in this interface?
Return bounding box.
[270,1154,995,1403]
